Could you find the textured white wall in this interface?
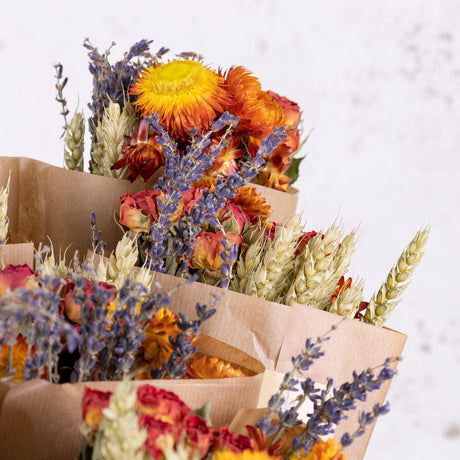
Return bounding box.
[1,1,459,457]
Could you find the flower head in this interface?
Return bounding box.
[111,119,165,182]
[141,307,181,370]
[82,388,112,431]
[131,60,230,140]
[0,264,36,295]
[0,334,29,381]
[119,190,162,233]
[136,385,192,424]
[291,439,346,460]
[186,356,246,379]
[189,231,243,271]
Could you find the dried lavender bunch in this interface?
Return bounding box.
[363,227,430,326]
[84,38,160,172]
[142,112,238,273]
[0,277,79,382]
[285,358,399,456]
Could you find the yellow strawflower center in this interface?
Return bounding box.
[149,60,207,95]
[131,60,230,139]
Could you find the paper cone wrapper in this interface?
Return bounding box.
[0,157,298,257]
[0,336,264,460]
[0,234,34,267]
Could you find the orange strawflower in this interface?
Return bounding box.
[206,136,245,178]
[292,439,346,460]
[0,334,29,381]
[111,119,164,182]
[130,60,230,140]
[214,451,275,460]
[231,185,272,223]
[141,308,181,371]
[186,356,246,379]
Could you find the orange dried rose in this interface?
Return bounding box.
[188,230,243,271]
[136,385,192,424]
[81,388,112,431]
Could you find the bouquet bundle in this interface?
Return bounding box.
[0,38,430,460]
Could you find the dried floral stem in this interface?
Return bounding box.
[363,227,430,326]
[0,174,10,244]
[91,101,136,177]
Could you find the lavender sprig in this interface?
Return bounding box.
[256,327,331,439]
[54,63,70,138]
[286,358,400,456]
[340,401,391,447]
[71,276,114,383]
[90,211,107,255]
[107,281,150,379]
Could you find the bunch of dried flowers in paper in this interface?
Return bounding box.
[0,252,249,383]
[56,39,305,191]
[79,321,399,460]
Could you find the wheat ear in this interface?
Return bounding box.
[91,101,136,178]
[64,110,85,171]
[0,174,10,244]
[363,227,430,326]
[252,215,304,301]
[285,225,355,308]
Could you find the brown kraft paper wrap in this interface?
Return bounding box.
[0,337,265,460]
[0,235,34,267]
[0,156,298,257]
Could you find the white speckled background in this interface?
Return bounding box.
[1,1,459,457]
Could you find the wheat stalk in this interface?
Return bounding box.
[106,233,154,292]
[254,215,304,301]
[363,227,430,326]
[64,110,85,171]
[91,101,136,178]
[0,174,10,244]
[230,227,266,294]
[284,224,355,308]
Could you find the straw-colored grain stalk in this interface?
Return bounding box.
[363,227,430,326]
